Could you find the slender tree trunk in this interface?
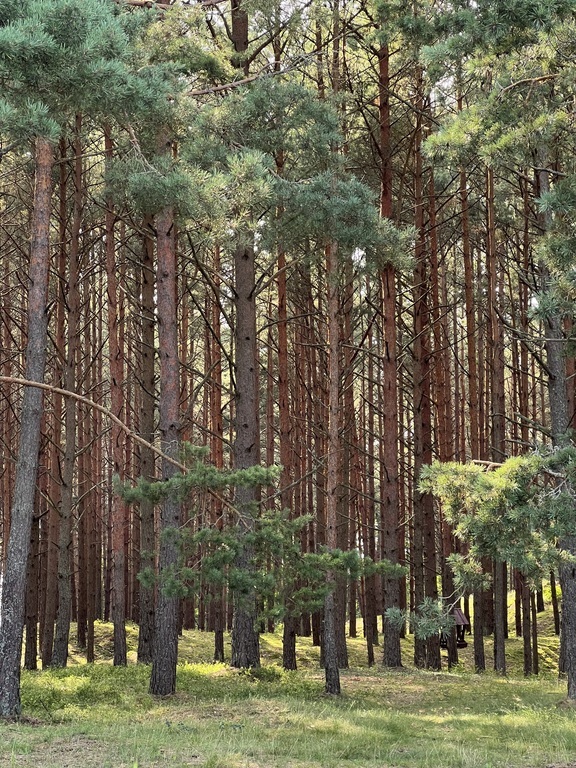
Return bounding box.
[209,246,225,662]
[24,509,40,670]
[493,560,506,675]
[486,167,506,675]
[412,71,439,669]
[52,126,83,668]
[277,232,298,670]
[473,590,486,673]
[0,137,54,719]
[520,572,532,676]
[137,218,156,664]
[104,128,128,667]
[551,571,560,635]
[459,95,485,670]
[378,42,402,669]
[324,241,341,695]
[531,592,539,675]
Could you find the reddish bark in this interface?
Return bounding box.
[149,196,181,695]
[0,137,54,718]
[105,127,128,667]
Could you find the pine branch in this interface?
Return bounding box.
[498,74,558,98]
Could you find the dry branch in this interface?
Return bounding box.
[0,376,188,472]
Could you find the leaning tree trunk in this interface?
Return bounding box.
[0,137,54,719]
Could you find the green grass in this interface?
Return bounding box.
[0,617,575,768]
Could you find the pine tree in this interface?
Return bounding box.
[0,0,168,717]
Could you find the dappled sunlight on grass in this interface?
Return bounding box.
[4,618,576,767]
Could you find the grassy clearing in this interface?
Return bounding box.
[0,620,575,768]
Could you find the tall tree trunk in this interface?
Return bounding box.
[429,172,458,668]
[277,233,298,670]
[209,246,225,663]
[378,40,402,670]
[0,137,54,719]
[537,156,576,698]
[149,196,181,695]
[412,71,439,670]
[24,506,40,670]
[486,167,507,675]
[231,241,261,669]
[324,240,341,695]
[137,218,156,664]
[459,92,485,670]
[227,0,261,669]
[105,127,128,667]
[52,125,82,668]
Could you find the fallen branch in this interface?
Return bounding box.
[0,375,188,472]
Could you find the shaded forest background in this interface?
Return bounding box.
[1,0,576,707]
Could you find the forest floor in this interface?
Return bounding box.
[0,617,575,768]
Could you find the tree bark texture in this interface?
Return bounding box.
[0,137,54,718]
[231,242,261,669]
[323,240,341,695]
[52,127,82,668]
[105,127,128,667]
[137,219,156,665]
[149,202,181,696]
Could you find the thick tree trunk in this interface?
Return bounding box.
[230,242,261,669]
[0,137,54,719]
[149,201,181,696]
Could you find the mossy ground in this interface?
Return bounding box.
[0,606,574,768]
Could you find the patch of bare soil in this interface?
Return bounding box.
[545,764,576,768]
[0,735,109,768]
[0,734,205,768]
